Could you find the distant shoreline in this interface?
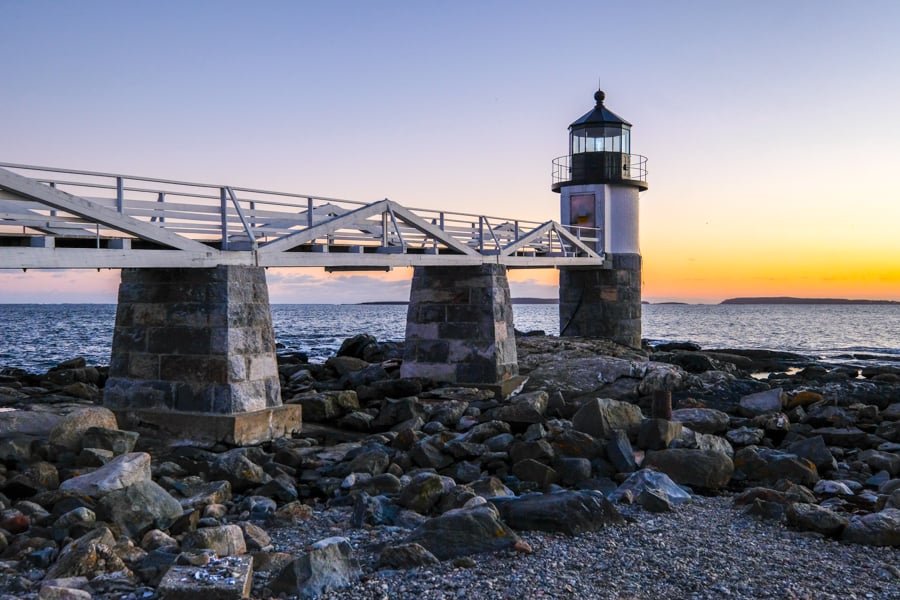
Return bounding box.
[355,297,560,306]
[720,297,899,306]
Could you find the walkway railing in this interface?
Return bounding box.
[0,162,604,269]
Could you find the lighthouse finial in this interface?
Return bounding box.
[594,88,605,106]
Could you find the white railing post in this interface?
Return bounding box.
[220,187,229,250]
[116,177,124,213]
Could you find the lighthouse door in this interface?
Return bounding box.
[569,193,600,250]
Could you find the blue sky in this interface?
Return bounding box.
[3,1,899,303]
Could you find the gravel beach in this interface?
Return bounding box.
[263,495,900,600]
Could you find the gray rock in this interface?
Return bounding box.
[733,447,820,488]
[813,480,854,497]
[492,490,624,534]
[271,537,360,599]
[48,407,119,451]
[572,398,643,439]
[786,502,848,536]
[485,391,548,424]
[842,508,900,547]
[175,479,233,510]
[347,446,391,476]
[376,543,439,570]
[45,527,128,580]
[182,524,247,557]
[212,449,271,492]
[97,479,184,537]
[738,388,784,417]
[511,459,559,487]
[726,426,766,446]
[637,487,675,513]
[409,440,453,470]
[637,418,683,450]
[405,505,521,560]
[671,408,730,434]
[81,426,139,455]
[673,428,734,458]
[58,451,151,496]
[609,469,692,505]
[509,439,555,464]
[398,472,455,514]
[784,436,837,473]
[643,448,734,491]
[372,397,421,430]
[859,449,900,476]
[556,457,592,486]
[470,476,515,499]
[606,430,637,473]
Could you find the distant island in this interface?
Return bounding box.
[721,297,899,305]
[357,297,559,306]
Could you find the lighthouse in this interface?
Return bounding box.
[552,87,648,348]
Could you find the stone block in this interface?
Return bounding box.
[157,555,253,600]
[112,404,302,447]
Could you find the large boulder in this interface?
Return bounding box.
[404,505,521,560]
[271,537,360,599]
[49,407,119,451]
[733,447,820,488]
[96,479,184,537]
[671,408,730,434]
[572,398,643,439]
[642,448,734,491]
[842,509,900,547]
[491,490,624,535]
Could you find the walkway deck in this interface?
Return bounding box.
[0,163,603,270]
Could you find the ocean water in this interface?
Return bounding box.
[0,303,898,373]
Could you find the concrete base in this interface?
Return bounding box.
[559,253,642,348]
[104,266,292,445]
[113,404,302,447]
[401,264,519,387]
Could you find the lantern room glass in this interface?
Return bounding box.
[570,125,631,155]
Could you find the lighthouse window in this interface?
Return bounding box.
[571,126,630,154]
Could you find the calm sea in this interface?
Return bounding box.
[0,303,898,373]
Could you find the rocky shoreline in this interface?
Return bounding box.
[0,333,898,599]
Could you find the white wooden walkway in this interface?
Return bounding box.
[0,163,604,270]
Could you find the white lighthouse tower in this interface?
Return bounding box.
[552,87,648,348]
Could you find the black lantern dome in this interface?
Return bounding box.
[552,88,647,192]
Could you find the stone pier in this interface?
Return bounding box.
[103,265,301,445]
[559,253,642,348]
[401,264,523,396]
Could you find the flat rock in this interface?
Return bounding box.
[671,408,730,434]
[842,508,900,547]
[642,448,734,491]
[491,490,624,535]
[58,452,151,497]
[157,555,253,600]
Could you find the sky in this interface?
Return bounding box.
[2,0,899,304]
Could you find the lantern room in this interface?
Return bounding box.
[552,89,647,193]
